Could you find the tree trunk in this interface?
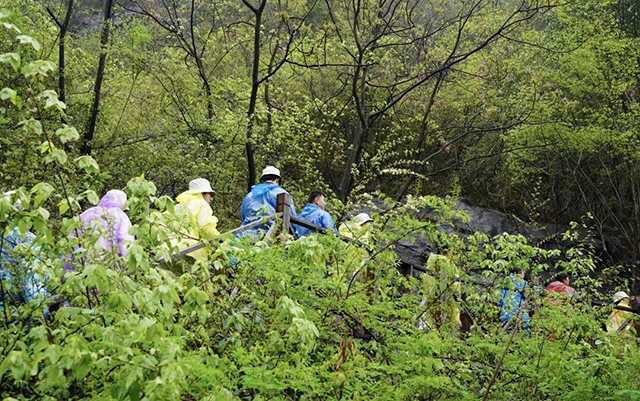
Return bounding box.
[243,0,267,192]
[59,0,74,123]
[197,57,214,120]
[338,63,368,201]
[47,0,75,126]
[396,73,445,201]
[81,0,114,156]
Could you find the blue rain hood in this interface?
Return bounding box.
[250,183,279,200]
[237,183,296,240]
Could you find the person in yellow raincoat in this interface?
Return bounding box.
[607,291,635,336]
[339,213,373,243]
[418,252,462,331]
[170,178,219,261]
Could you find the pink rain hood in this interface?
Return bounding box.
[77,190,134,257]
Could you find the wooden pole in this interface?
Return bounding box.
[276,193,293,236]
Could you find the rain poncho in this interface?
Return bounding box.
[498,275,530,331]
[75,190,134,259]
[338,220,373,270]
[1,227,46,310]
[418,254,461,330]
[295,203,337,237]
[606,299,634,335]
[338,221,372,246]
[237,183,296,240]
[170,190,219,260]
[546,281,577,296]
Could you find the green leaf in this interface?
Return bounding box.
[17,217,30,238]
[81,190,100,205]
[37,207,50,220]
[56,125,78,143]
[0,87,22,109]
[40,141,67,165]
[22,60,55,78]
[75,155,100,174]
[126,176,158,197]
[0,87,15,101]
[185,287,208,306]
[107,292,133,311]
[30,182,54,207]
[20,119,42,135]
[2,22,21,34]
[18,118,42,136]
[71,353,94,381]
[0,52,20,71]
[0,350,34,381]
[155,285,181,305]
[39,90,66,110]
[39,140,56,154]
[0,11,9,20]
[58,198,71,215]
[44,148,68,165]
[16,35,40,51]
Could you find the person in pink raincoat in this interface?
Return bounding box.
[66,190,134,270]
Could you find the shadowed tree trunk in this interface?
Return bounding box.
[242,0,267,192]
[47,0,75,126]
[81,0,114,155]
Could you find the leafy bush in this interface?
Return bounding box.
[3,184,640,399]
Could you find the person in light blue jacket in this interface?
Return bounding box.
[497,269,530,332]
[1,191,47,313]
[237,166,296,241]
[295,190,338,237]
[1,227,46,309]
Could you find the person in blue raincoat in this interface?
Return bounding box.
[1,191,47,313]
[237,166,297,240]
[498,269,530,331]
[295,190,338,237]
[1,228,46,310]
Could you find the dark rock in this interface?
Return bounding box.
[363,197,624,270]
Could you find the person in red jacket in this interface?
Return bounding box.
[546,272,581,300]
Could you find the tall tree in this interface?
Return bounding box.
[120,0,224,121]
[240,0,316,191]
[242,0,267,191]
[292,0,558,201]
[46,0,75,125]
[81,0,115,155]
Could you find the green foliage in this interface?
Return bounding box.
[2,169,640,399]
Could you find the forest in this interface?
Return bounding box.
[1,0,640,399]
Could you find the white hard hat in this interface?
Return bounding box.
[353,212,373,226]
[260,166,281,180]
[189,178,215,194]
[614,291,630,302]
